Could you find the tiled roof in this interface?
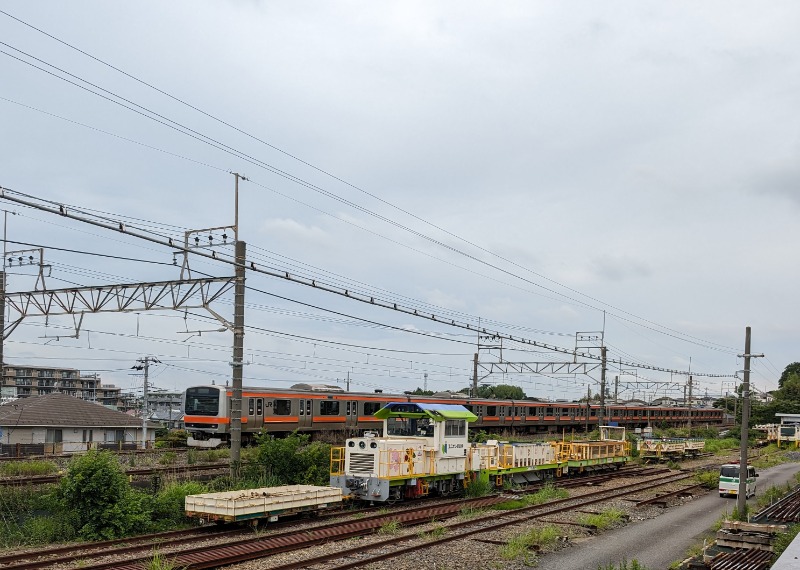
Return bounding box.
[0,393,142,427]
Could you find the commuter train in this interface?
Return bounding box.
[183,384,724,448]
[330,402,630,502]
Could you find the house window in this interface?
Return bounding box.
[274,399,291,415]
[45,429,62,443]
[320,401,340,415]
[82,429,93,443]
[105,429,126,443]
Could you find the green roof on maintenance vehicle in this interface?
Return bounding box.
[373,402,478,422]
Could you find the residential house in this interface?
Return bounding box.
[0,393,156,455]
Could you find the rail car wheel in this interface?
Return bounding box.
[387,487,402,505]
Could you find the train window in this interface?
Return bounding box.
[274,399,291,415]
[486,405,497,416]
[364,402,381,415]
[444,420,466,437]
[346,401,351,416]
[248,398,254,415]
[546,407,554,416]
[256,399,263,416]
[320,401,340,415]
[513,407,518,416]
[306,400,311,416]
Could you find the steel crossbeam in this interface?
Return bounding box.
[2,277,235,339]
[478,361,602,375]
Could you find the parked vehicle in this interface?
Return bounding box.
[719,463,758,498]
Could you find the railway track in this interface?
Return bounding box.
[3,469,692,570]
[0,462,228,487]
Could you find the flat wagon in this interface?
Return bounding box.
[185,484,342,524]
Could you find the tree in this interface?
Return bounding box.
[779,363,800,389]
[57,450,150,540]
[463,384,526,399]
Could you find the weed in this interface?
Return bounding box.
[693,470,718,489]
[500,524,561,563]
[0,461,59,477]
[578,508,625,531]
[458,505,487,519]
[597,560,650,570]
[144,549,185,570]
[464,476,492,498]
[526,483,569,505]
[773,523,800,558]
[377,520,400,535]
[158,452,177,466]
[186,448,197,465]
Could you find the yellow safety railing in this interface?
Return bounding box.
[330,446,345,475]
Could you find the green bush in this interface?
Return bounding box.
[246,431,331,486]
[694,470,718,489]
[57,450,152,540]
[155,430,189,448]
[20,515,77,545]
[150,481,206,529]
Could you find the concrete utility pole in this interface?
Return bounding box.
[737,326,764,518]
[472,353,478,396]
[132,356,160,449]
[229,239,246,475]
[0,271,5,379]
[598,346,607,427]
[687,375,693,432]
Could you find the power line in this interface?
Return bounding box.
[0,30,741,355]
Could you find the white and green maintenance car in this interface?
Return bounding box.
[719,463,758,498]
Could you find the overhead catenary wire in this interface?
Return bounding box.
[0,185,734,379]
[0,31,741,355]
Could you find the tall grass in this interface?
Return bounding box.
[0,461,59,477]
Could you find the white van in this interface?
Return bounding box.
[719,463,758,498]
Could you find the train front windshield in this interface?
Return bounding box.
[185,387,220,415]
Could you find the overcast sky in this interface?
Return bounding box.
[0,2,797,402]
